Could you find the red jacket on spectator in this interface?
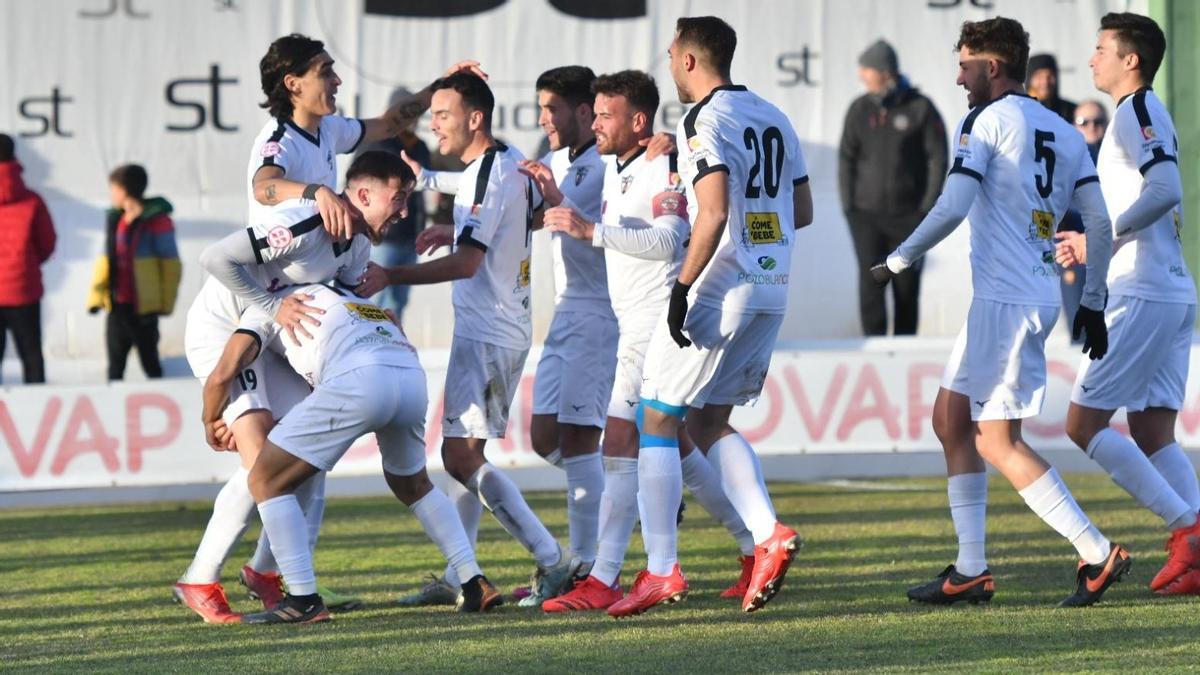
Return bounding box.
[0,160,56,306]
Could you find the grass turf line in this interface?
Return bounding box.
[2,475,1199,673]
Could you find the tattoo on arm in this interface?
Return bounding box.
[265,183,278,204]
[390,99,426,130]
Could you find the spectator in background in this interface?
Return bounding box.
[87,164,181,380]
[356,87,431,317]
[1058,100,1110,340]
[839,39,947,336]
[0,133,56,384]
[1027,53,1076,122]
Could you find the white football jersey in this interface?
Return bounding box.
[676,85,808,314]
[949,92,1098,306]
[246,115,366,224]
[185,200,370,373]
[1099,88,1195,304]
[452,143,534,350]
[599,149,689,322]
[239,284,420,387]
[541,141,612,317]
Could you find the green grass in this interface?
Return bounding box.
[2,475,1200,673]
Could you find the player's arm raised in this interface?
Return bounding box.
[361,60,488,144]
[252,167,354,240]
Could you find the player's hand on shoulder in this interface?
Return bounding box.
[1054,231,1087,267]
[443,60,488,80]
[519,160,563,206]
[1073,305,1108,360]
[642,132,677,160]
[542,206,593,240]
[276,292,323,345]
[315,186,354,241]
[415,224,454,255]
[355,262,391,298]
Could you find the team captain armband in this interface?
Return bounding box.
[651,190,688,219]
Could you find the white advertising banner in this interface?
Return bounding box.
[0,0,1146,369]
[2,341,1195,492]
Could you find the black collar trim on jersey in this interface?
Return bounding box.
[284,118,321,147]
[616,146,646,173]
[1118,86,1154,108]
[995,89,1036,103]
[568,138,597,163]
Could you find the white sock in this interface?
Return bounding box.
[681,448,755,556]
[442,478,482,587]
[1089,429,1195,530]
[1150,443,1200,512]
[257,494,316,595]
[411,488,483,584]
[545,448,564,468]
[706,433,777,544]
[1019,468,1111,565]
[593,456,639,587]
[947,473,988,576]
[247,530,278,575]
[564,453,604,565]
[638,445,682,576]
[182,467,254,584]
[468,463,561,568]
[302,472,327,555]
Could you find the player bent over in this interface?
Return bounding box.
[1056,13,1200,596]
[174,151,411,622]
[874,17,1128,607]
[538,69,758,612]
[202,284,501,624]
[614,17,810,617]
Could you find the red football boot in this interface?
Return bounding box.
[172,582,242,624]
[743,523,802,612]
[607,565,688,618]
[240,565,286,610]
[542,575,623,613]
[720,555,755,600]
[1151,519,1200,592]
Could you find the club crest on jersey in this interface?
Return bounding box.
[959,133,970,147]
[1141,125,1156,140]
[266,226,293,249]
[621,174,635,194]
[652,191,688,219]
[260,141,283,158]
[574,166,589,186]
[742,212,785,247]
[688,136,702,151]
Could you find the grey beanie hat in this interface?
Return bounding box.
[859,39,898,73]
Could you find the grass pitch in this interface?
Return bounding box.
[3,475,1199,673]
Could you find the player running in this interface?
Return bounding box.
[1055,13,1200,595]
[173,151,413,622]
[612,17,812,617]
[537,69,758,613]
[200,283,501,625]
[873,17,1129,607]
[356,73,576,605]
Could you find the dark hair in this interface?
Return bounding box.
[592,70,660,118]
[536,66,597,109]
[345,150,416,188]
[675,16,737,76]
[0,134,13,162]
[429,72,495,129]
[109,164,148,201]
[259,33,327,119]
[955,17,1030,83]
[1101,12,1166,84]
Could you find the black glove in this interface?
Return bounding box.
[1073,305,1108,360]
[869,257,894,288]
[667,281,692,348]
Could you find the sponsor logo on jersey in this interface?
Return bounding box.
[575,166,589,186]
[517,257,531,288]
[737,271,789,285]
[260,141,283,157]
[266,226,293,249]
[745,212,784,245]
[375,325,393,338]
[688,136,702,151]
[959,133,970,147]
[1142,125,1156,141]
[1174,210,1183,241]
[1030,210,1055,241]
[758,256,777,271]
[621,174,635,194]
[346,303,390,322]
